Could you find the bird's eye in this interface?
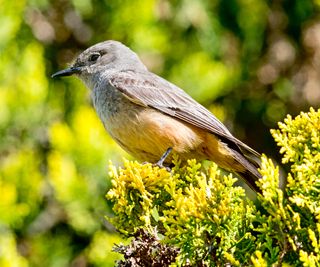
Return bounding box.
[88,53,100,62]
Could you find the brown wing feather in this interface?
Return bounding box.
[109,70,261,159]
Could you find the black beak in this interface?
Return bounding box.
[51,66,82,78]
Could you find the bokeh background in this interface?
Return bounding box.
[1,0,320,266]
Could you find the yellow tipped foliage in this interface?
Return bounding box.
[107,160,172,234]
[254,108,320,266]
[107,157,255,266]
[108,108,320,266]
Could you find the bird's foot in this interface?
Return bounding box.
[142,161,170,171]
[153,162,171,172]
[153,147,173,171]
[141,147,173,171]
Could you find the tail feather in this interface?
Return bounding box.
[237,168,262,193]
[232,149,262,193]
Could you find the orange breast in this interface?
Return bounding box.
[104,104,244,172]
[105,106,206,162]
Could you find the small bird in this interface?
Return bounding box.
[52,40,261,192]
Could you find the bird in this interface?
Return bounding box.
[52,40,261,192]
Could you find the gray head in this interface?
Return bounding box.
[52,40,147,87]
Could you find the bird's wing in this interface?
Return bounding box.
[109,70,260,158]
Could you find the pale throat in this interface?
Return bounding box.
[79,70,105,91]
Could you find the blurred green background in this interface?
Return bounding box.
[1,0,320,266]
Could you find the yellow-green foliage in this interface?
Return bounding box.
[0,231,28,267]
[107,157,256,266]
[107,108,320,266]
[272,107,320,200]
[254,107,320,266]
[107,160,172,234]
[0,3,125,266]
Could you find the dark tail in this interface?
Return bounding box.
[233,150,262,193]
[237,167,262,193]
[218,135,262,192]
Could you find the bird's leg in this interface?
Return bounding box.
[154,147,173,170]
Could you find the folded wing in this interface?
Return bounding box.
[109,69,260,159]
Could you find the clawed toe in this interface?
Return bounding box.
[153,162,171,172]
[142,161,171,171]
[141,147,173,172]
